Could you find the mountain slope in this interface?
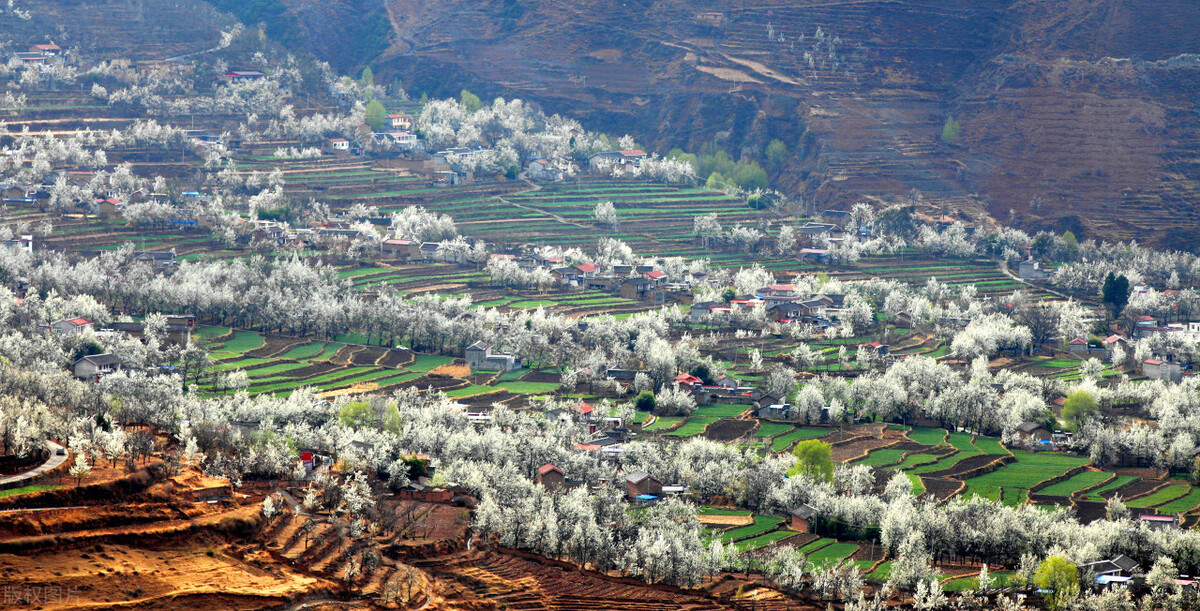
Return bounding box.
[370,0,1200,247]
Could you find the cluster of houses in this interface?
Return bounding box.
[43,314,196,382]
[7,44,62,72]
[690,284,850,329]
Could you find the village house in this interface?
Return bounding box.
[1018,259,1052,281]
[587,150,645,170]
[1079,555,1141,582]
[464,341,520,372]
[798,222,837,237]
[624,471,663,501]
[757,403,796,421]
[526,158,564,181]
[381,238,420,261]
[537,463,565,491]
[799,248,831,264]
[30,44,61,57]
[619,277,664,304]
[324,137,351,154]
[73,353,123,381]
[134,250,177,272]
[0,234,33,254]
[1016,421,1052,444]
[790,503,817,533]
[388,113,415,131]
[1139,514,1179,531]
[49,317,93,336]
[221,70,265,83]
[1142,358,1183,383]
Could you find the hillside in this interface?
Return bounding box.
[365,0,1200,247]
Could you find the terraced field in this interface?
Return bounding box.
[193,327,558,402]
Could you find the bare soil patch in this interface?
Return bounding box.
[377,348,415,368]
[705,419,757,441]
[429,363,471,378]
[245,336,305,359]
[921,477,963,501]
[350,346,387,366]
[697,514,753,527]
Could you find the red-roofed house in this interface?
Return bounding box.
[574,262,598,276]
[644,270,667,286]
[222,70,265,83]
[1139,514,1179,531]
[675,373,702,386]
[537,463,565,490]
[49,317,93,336]
[31,44,60,57]
[574,401,595,416]
[324,137,350,153]
[1143,359,1182,382]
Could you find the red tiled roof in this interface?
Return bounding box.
[1145,359,1163,365]
[69,317,91,326]
[575,262,598,273]
[644,270,666,279]
[674,374,702,385]
[537,463,562,475]
[574,443,601,451]
[574,401,595,415]
[1069,337,1087,344]
[1137,316,1156,322]
[618,149,646,156]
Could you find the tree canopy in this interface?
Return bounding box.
[788,439,834,484]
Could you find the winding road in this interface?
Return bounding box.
[0,440,67,490]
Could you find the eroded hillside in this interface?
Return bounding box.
[373,0,1200,247]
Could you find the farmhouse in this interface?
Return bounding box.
[1139,514,1179,531]
[587,150,645,170]
[49,317,93,336]
[1142,359,1183,383]
[1079,555,1140,579]
[73,353,123,381]
[134,250,177,272]
[798,222,837,236]
[0,234,33,254]
[324,137,351,154]
[222,70,265,83]
[387,113,415,131]
[30,44,61,57]
[526,158,564,181]
[620,277,664,304]
[381,238,420,261]
[537,463,565,491]
[1018,259,1051,280]
[109,320,193,345]
[790,503,817,533]
[464,341,520,372]
[757,403,796,421]
[624,471,662,500]
[1016,421,1052,443]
